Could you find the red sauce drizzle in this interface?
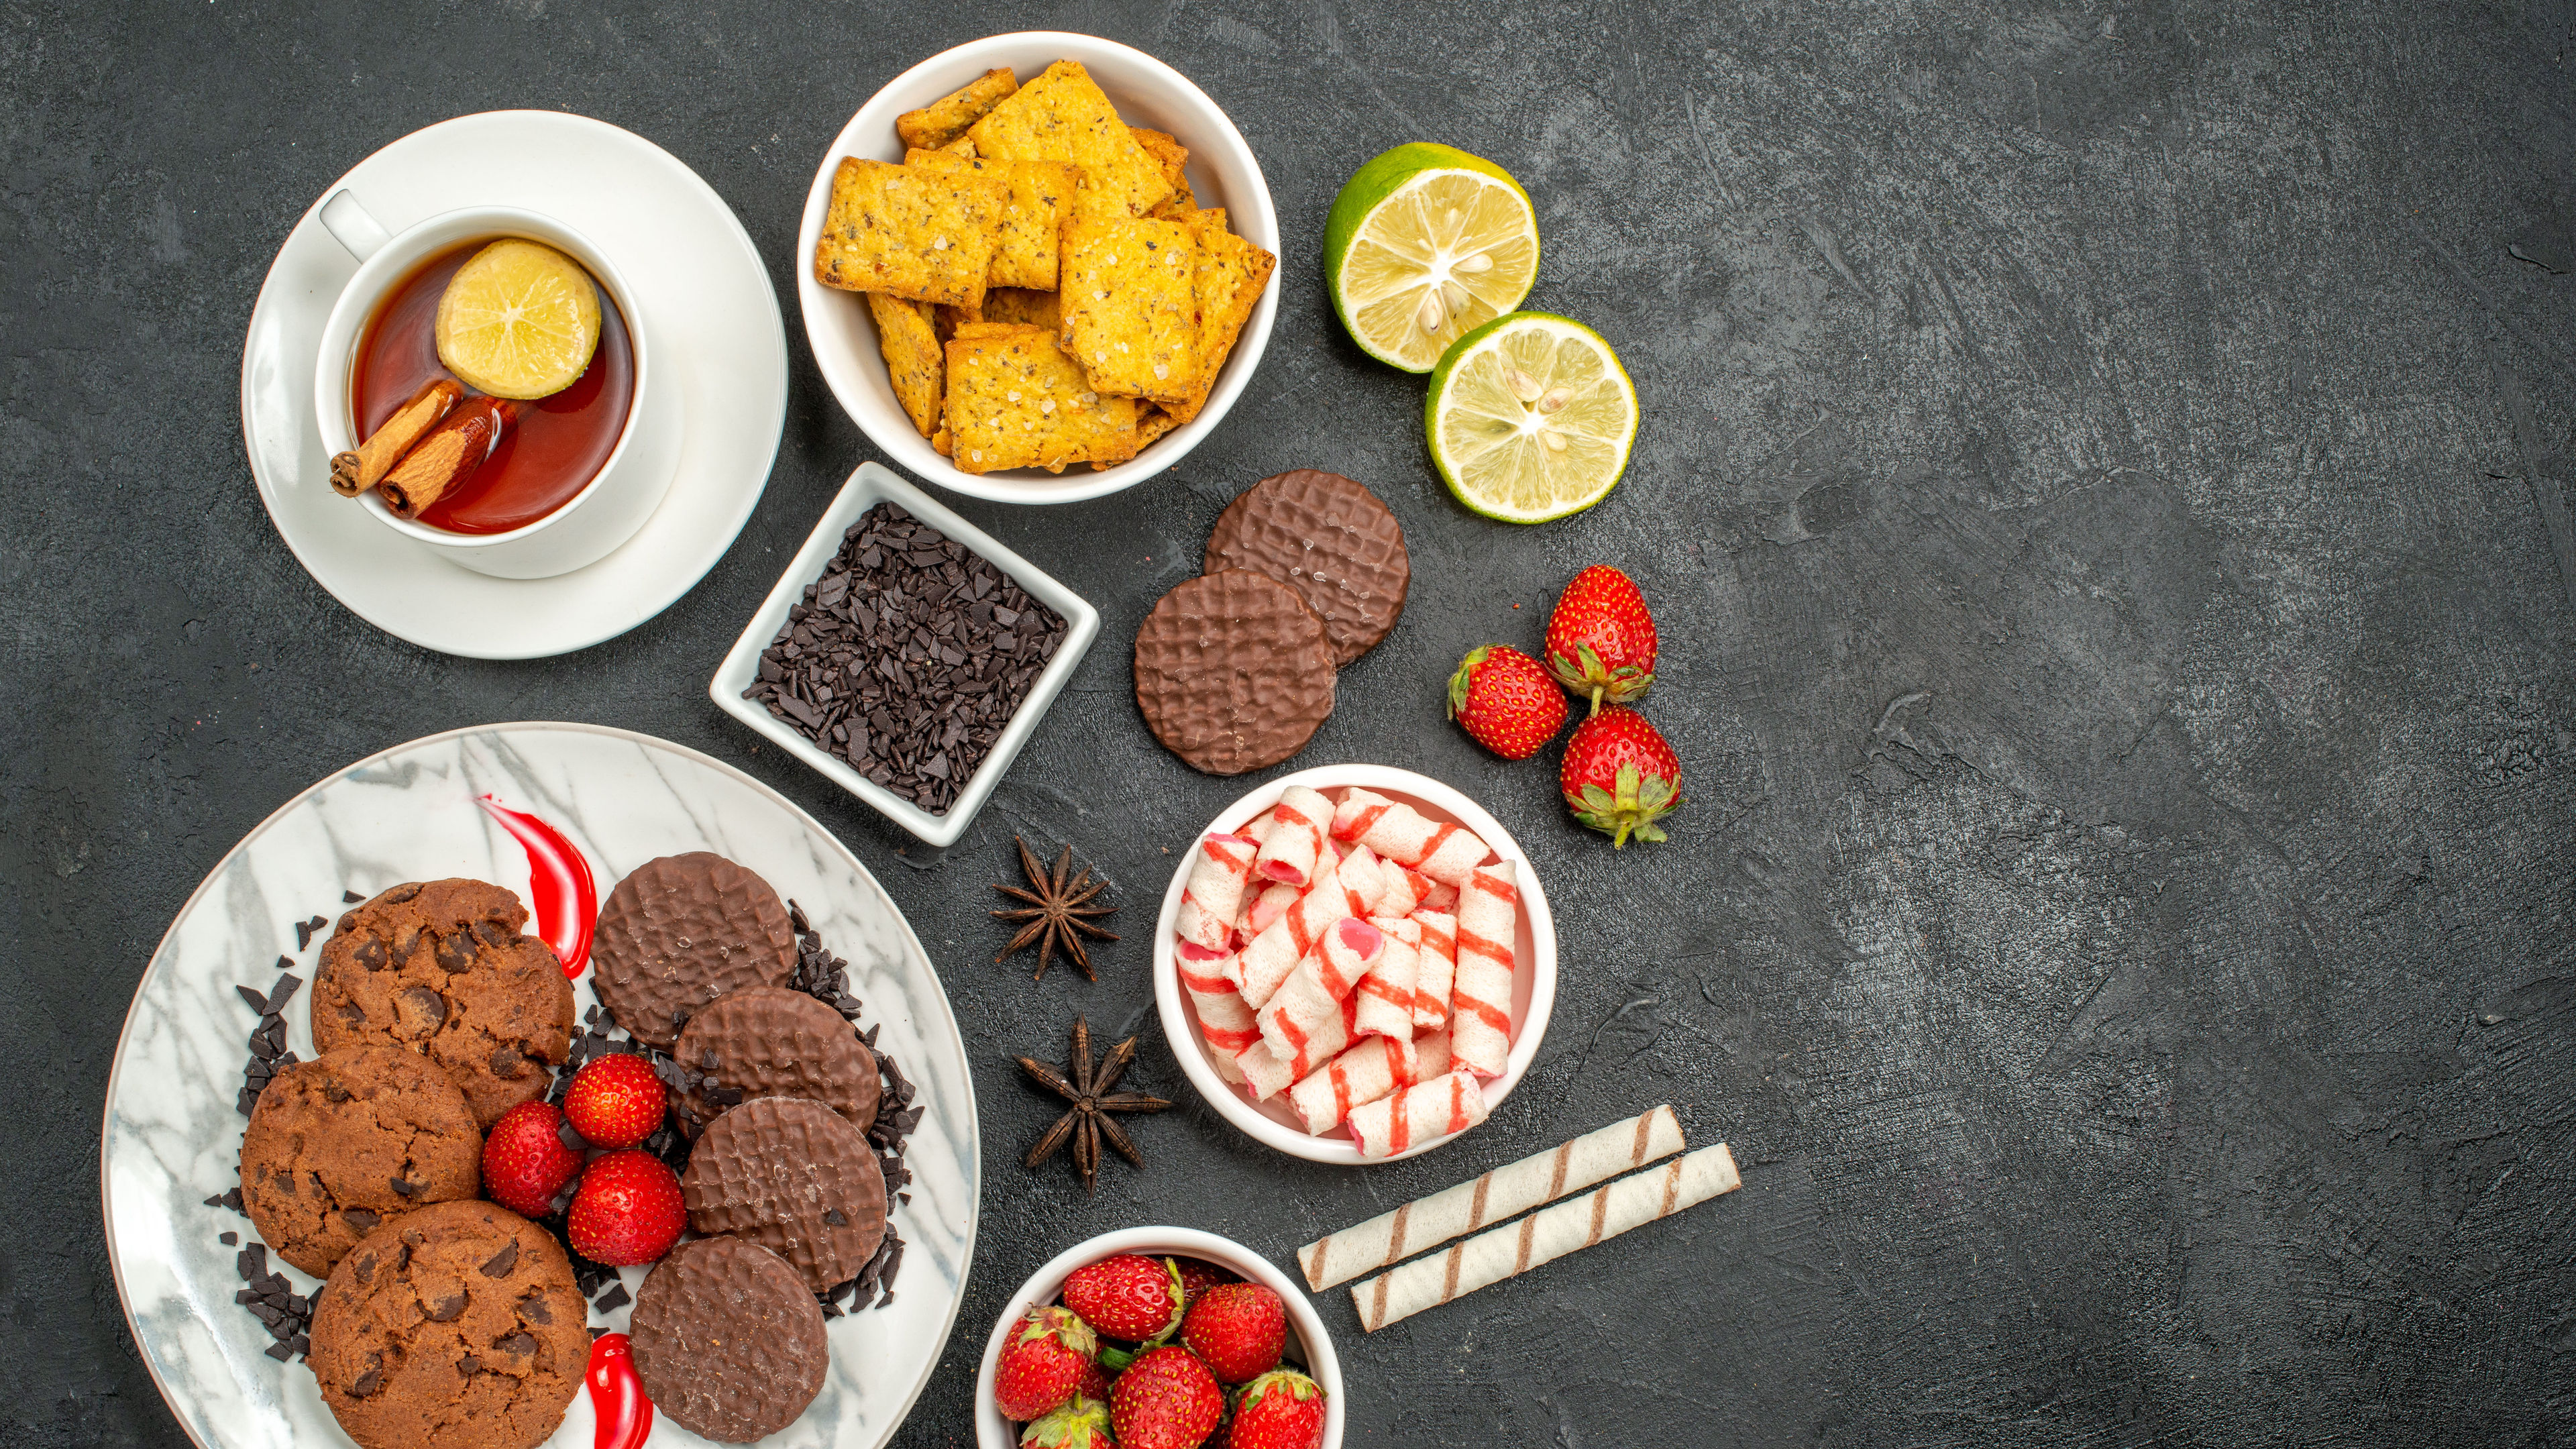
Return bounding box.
[477,795,596,979]
[584,1332,654,1449]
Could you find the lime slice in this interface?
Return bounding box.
[1324,143,1539,372]
[435,238,602,400]
[1426,312,1638,523]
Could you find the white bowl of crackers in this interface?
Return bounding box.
[1151,764,1557,1166]
[799,32,1282,504]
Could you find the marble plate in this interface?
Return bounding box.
[101,723,979,1449]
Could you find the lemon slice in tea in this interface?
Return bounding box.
[1426,312,1638,523]
[434,239,602,400]
[1324,143,1539,372]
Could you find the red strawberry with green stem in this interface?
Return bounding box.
[1447,645,1568,760]
[1560,707,1681,847]
[480,1099,584,1218]
[1545,565,1657,715]
[1063,1254,1185,1342]
[1108,1346,1223,1449]
[995,1306,1101,1422]
[1181,1282,1285,1384]
[1223,1370,1327,1449]
[564,1149,685,1265]
[1174,1257,1236,1309]
[561,1051,668,1150]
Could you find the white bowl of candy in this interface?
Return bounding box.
[1150,764,1556,1165]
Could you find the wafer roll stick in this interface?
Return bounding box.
[1373,865,1435,918]
[1245,881,1299,938]
[1233,852,1364,1009]
[1449,863,1516,1077]
[1297,1104,1684,1290]
[1331,788,1493,886]
[1409,909,1456,1033]
[1177,941,1263,1061]
[1350,1140,1738,1330]
[1242,808,1277,846]
[1354,916,1420,1040]
[1235,984,1359,1097]
[1175,833,1260,950]
[1336,842,1388,915]
[1347,1069,1488,1159]
[1258,919,1382,1061]
[1254,785,1330,887]
[1285,1032,1422,1134]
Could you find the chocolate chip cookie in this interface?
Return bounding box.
[312,879,576,1129]
[629,1234,829,1443]
[670,985,881,1138]
[681,1095,888,1293]
[309,1200,588,1449]
[238,1044,482,1278]
[590,853,798,1050]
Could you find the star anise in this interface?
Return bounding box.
[991,835,1118,981]
[1016,1015,1170,1194]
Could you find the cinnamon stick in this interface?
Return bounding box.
[378,395,517,519]
[330,378,464,496]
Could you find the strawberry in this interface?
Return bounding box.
[1173,1257,1236,1309]
[1559,707,1681,847]
[1108,1345,1223,1449]
[1446,645,1568,760]
[1222,1370,1326,1449]
[1021,1395,1118,1448]
[563,1150,684,1266]
[1181,1282,1284,1384]
[561,1051,668,1150]
[480,1099,584,1218]
[996,1306,1101,1423]
[1544,565,1657,715]
[1077,1357,1117,1404]
[1063,1254,1185,1342]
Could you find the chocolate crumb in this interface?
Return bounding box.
[343,890,365,904]
[591,1282,631,1313]
[219,1232,237,1246]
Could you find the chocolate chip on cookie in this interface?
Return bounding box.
[311,879,576,1129]
[590,853,798,1050]
[310,1200,588,1449]
[238,1044,482,1277]
[630,1234,828,1444]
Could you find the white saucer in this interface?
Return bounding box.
[239,111,787,659]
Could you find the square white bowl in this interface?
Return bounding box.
[710,460,1098,845]
[796,31,1280,504]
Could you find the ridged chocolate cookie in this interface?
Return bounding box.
[1134,568,1338,776]
[671,985,881,1138]
[312,879,576,1128]
[591,853,798,1050]
[630,1235,828,1444]
[239,1044,482,1277]
[309,1200,588,1449]
[681,1095,888,1292]
[1205,469,1409,665]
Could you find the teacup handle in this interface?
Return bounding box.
[317,190,392,263]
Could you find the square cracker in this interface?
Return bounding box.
[944,323,1141,474]
[896,67,1016,152]
[1058,215,1199,405]
[967,60,1173,217]
[905,148,1077,290]
[1130,127,1196,218]
[981,287,1061,333]
[865,292,944,437]
[1166,227,1277,425]
[814,157,1006,308]
[1092,404,1181,470]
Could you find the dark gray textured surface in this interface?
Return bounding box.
[5,1,2573,1444]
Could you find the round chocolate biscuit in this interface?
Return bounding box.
[312,879,577,1129]
[681,1095,888,1293]
[309,1199,588,1449]
[630,1235,828,1444]
[1134,569,1338,776]
[671,985,881,1138]
[590,853,798,1050]
[1205,468,1410,665]
[239,1044,483,1278]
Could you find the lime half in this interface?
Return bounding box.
[1324,143,1539,372]
[1426,312,1638,523]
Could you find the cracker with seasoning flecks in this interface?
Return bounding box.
[944,323,1140,474]
[895,66,1017,152]
[1059,215,1199,404]
[904,148,1077,290]
[967,60,1173,217]
[981,286,1061,333]
[1166,223,1277,425]
[813,157,1006,308]
[865,292,944,437]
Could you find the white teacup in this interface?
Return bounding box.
[312,193,681,580]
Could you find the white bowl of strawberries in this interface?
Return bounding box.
[974,1227,1342,1449]
[1150,764,1557,1165]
